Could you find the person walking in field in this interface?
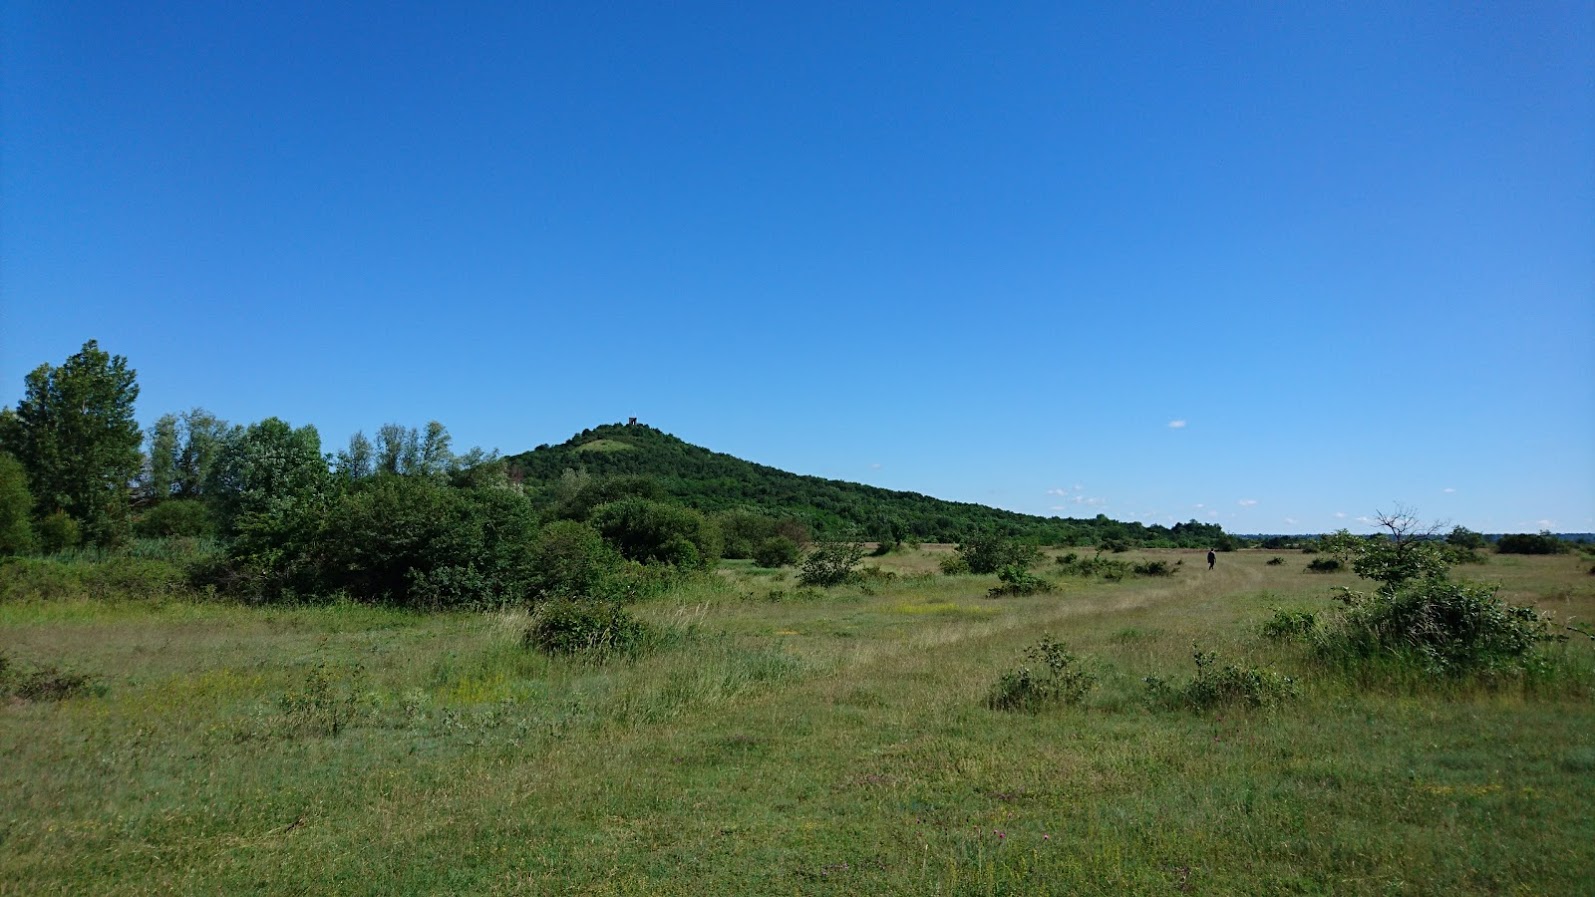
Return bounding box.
[1207,549,1216,571]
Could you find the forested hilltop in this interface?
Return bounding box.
[506,422,1232,548]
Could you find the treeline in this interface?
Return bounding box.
[0,343,824,608]
[504,423,1234,548]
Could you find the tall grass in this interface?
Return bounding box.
[1,549,1592,895]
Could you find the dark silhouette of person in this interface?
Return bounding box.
[1207,549,1216,570]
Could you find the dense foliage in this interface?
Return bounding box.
[504,423,1232,547]
[1,341,142,545]
[1496,532,1569,555]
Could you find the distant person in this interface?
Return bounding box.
[1207,549,1216,571]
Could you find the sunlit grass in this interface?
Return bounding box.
[2,549,1592,894]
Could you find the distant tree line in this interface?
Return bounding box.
[503,423,1235,549]
[9,343,1573,609]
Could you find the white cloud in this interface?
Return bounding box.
[1537,519,1556,530]
[1046,488,1070,497]
[1442,487,1456,494]
[1333,512,1347,519]
[1356,515,1377,525]
[1237,499,1258,507]
[1192,503,1205,509]
[1283,517,1298,525]
[1167,420,1187,429]
[870,463,882,470]
[1050,505,1068,511]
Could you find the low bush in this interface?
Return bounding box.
[1132,560,1176,577]
[1496,532,1569,555]
[798,541,866,587]
[987,565,1054,597]
[0,652,102,702]
[1260,608,1318,641]
[1144,649,1297,711]
[1056,552,1130,581]
[988,636,1095,712]
[752,535,801,569]
[956,534,1042,575]
[938,554,972,576]
[134,499,216,538]
[36,510,81,554]
[525,599,652,657]
[1266,557,1285,566]
[1316,580,1555,677]
[0,555,190,602]
[1306,557,1344,573]
[278,661,368,737]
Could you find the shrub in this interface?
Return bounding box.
[524,599,651,657]
[1317,580,1554,677]
[36,510,81,554]
[311,478,541,608]
[1132,560,1176,577]
[0,555,189,602]
[938,553,972,576]
[987,565,1054,597]
[1446,526,1488,551]
[1144,649,1297,711]
[0,452,35,555]
[1305,557,1343,573]
[751,535,801,568]
[1260,608,1318,641]
[133,499,216,538]
[278,662,367,737]
[988,636,1095,712]
[1057,551,1130,581]
[0,653,101,702]
[526,520,625,600]
[956,534,1042,575]
[591,497,721,570]
[798,540,867,587]
[1496,532,1569,555]
[1266,557,1285,566]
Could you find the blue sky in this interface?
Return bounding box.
[3,1,1591,534]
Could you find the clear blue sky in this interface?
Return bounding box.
[3,1,1592,534]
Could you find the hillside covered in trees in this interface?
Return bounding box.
[506,422,1232,549]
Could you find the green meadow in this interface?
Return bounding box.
[3,548,1593,895]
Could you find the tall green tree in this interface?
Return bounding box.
[0,451,36,555]
[2,340,142,545]
[174,408,232,498]
[335,430,376,481]
[145,413,179,502]
[211,417,331,533]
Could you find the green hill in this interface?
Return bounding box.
[503,422,1230,548]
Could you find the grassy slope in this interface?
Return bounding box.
[501,423,1227,546]
[2,551,1593,895]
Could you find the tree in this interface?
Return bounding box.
[417,421,453,477]
[376,423,411,475]
[211,417,331,535]
[1446,525,1487,551]
[590,497,721,569]
[335,431,376,481]
[174,408,232,499]
[3,340,142,545]
[798,540,867,586]
[0,452,36,555]
[956,532,1042,575]
[145,413,179,502]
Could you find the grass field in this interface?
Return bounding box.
[3,548,1593,895]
